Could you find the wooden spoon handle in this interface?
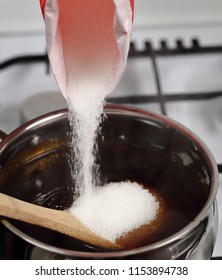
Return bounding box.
[0,193,121,250]
[0,192,53,226]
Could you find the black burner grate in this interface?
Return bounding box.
[0,38,222,172]
[110,39,222,114]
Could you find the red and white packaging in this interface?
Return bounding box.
[39,0,134,99]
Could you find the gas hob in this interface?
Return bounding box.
[0,25,222,259]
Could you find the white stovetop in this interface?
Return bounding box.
[0,25,222,257]
[1,0,222,34]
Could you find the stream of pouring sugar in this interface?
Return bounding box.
[43,0,133,195]
[42,0,160,244]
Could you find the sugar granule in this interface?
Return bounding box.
[69,181,159,242]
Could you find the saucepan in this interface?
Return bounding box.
[0,104,219,259]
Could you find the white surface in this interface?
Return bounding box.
[134,0,222,27]
[0,0,44,34]
[0,0,222,34]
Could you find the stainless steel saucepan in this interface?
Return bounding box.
[0,104,219,259]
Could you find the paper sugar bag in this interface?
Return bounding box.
[40,0,134,101]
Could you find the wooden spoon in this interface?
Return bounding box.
[0,193,122,251]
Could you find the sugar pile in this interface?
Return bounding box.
[70,181,159,242]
